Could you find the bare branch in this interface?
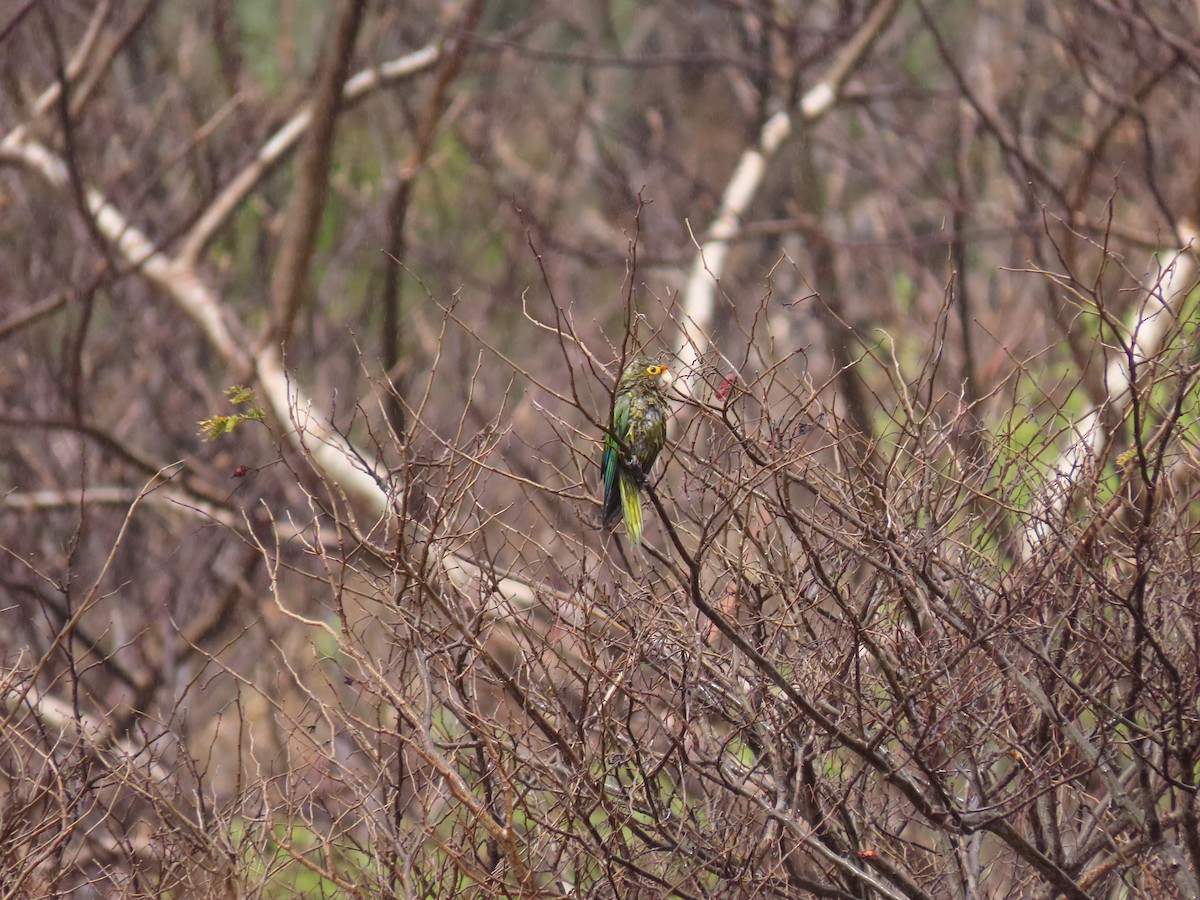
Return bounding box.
[176,43,440,266]
[1022,221,1199,557]
[674,0,903,391]
[267,0,367,347]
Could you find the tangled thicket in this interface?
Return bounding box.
[4,1,1200,897]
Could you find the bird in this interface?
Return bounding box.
[601,356,671,545]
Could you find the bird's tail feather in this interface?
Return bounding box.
[618,472,643,545]
[603,473,622,526]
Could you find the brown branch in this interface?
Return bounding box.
[380,0,487,438]
[267,0,367,349]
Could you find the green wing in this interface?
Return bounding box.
[602,392,630,525]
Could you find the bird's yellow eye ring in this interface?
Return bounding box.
[645,364,665,376]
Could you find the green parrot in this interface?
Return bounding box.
[602,357,671,545]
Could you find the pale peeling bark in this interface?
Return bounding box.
[1,41,538,609]
[2,130,393,514]
[674,0,902,393]
[1021,224,1199,558]
[0,45,446,518]
[2,90,554,821]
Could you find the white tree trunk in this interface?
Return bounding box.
[1021,225,1199,557]
[673,0,901,394]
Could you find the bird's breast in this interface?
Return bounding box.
[626,396,666,463]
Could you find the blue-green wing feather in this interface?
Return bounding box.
[602,393,630,525]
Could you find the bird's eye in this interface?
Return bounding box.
[646,364,664,376]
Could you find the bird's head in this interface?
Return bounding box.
[621,357,672,393]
